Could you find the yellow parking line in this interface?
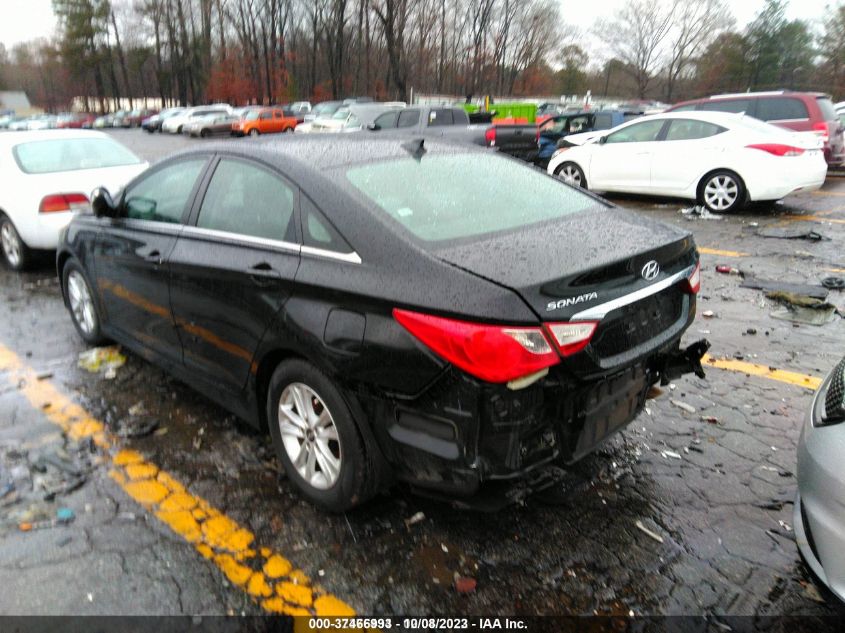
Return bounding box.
[703,354,822,390]
[810,190,845,197]
[782,214,845,225]
[699,247,749,257]
[825,268,845,274]
[0,344,354,617]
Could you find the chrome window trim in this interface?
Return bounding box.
[120,218,184,235]
[178,225,363,263]
[569,264,695,321]
[301,245,362,264]
[180,225,300,253]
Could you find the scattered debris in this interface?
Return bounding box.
[78,346,126,379]
[766,291,838,326]
[715,265,742,276]
[117,417,159,439]
[745,328,757,335]
[19,507,75,531]
[700,416,720,425]
[35,371,53,381]
[741,278,829,301]
[635,520,664,544]
[661,450,682,460]
[454,576,477,594]
[680,206,723,220]
[702,310,715,318]
[778,520,792,532]
[756,225,829,241]
[821,276,845,290]
[404,511,425,528]
[671,400,696,414]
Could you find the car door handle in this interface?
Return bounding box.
[248,262,281,286]
[143,250,163,265]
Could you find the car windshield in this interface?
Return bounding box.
[332,108,350,120]
[13,137,143,174]
[245,111,261,121]
[346,153,597,242]
[314,103,341,118]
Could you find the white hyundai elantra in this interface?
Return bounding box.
[547,111,827,213]
[0,130,148,270]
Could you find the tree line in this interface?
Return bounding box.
[2,0,845,111]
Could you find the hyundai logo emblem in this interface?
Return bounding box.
[641,260,660,281]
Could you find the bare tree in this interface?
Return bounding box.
[664,0,733,101]
[594,0,675,99]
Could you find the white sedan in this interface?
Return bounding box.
[547,111,827,213]
[0,130,148,270]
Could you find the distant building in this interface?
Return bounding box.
[0,91,40,115]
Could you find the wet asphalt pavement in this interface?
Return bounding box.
[1,128,845,620]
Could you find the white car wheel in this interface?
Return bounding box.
[700,171,745,214]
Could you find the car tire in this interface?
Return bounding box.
[249,128,260,137]
[554,161,587,189]
[200,129,209,138]
[698,170,746,214]
[0,214,30,271]
[62,260,107,345]
[267,359,379,512]
[176,125,183,134]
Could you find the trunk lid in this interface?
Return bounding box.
[433,206,696,322]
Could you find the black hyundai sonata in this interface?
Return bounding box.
[58,136,707,511]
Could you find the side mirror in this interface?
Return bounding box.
[598,136,607,145]
[366,123,380,131]
[91,187,116,218]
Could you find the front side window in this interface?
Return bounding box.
[123,158,206,223]
[398,109,420,128]
[664,119,726,141]
[594,113,613,129]
[196,159,295,242]
[374,111,399,129]
[345,153,597,243]
[605,120,665,144]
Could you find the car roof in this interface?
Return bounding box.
[621,110,750,126]
[0,129,109,149]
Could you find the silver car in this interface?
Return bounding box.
[795,356,845,602]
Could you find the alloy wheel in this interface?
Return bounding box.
[1,221,21,268]
[277,382,342,490]
[67,270,97,335]
[703,175,739,211]
[558,164,583,187]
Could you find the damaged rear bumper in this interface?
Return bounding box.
[360,339,710,500]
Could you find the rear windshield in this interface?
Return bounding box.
[13,137,143,174]
[346,154,597,242]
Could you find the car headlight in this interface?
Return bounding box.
[814,357,845,427]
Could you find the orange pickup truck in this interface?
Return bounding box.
[232,108,297,136]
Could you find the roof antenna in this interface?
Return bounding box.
[401,138,426,161]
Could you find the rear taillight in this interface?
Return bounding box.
[813,121,830,143]
[393,308,560,383]
[39,193,89,213]
[544,322,598,357]
[485,127,496,146]
[746,143,805,157]
[685,261,701,294]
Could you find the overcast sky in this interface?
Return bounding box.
[0,0,834,49]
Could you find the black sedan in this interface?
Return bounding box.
[57,136,707,511]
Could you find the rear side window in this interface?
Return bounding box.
[398,110,420,128]
[699,99,751,114]
[301,196,353,254]
[197,159,295,242]
[664,119,726,141]
[671,104,698,112]
[345,153,596,243]
[594,113,612,129]
[428,109,454,126]
[756,98,809,121]
[13,137,143,174]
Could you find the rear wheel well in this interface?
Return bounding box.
[255,348,306,431]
